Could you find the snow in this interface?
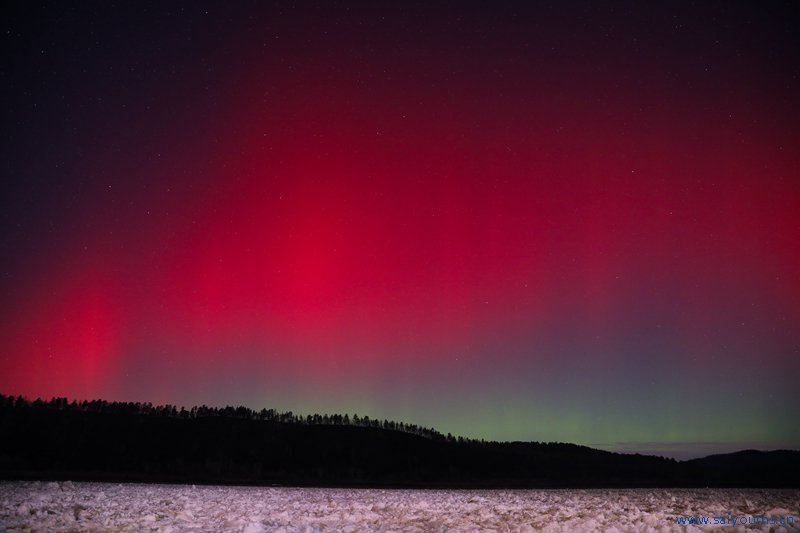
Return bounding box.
[1,481,798,532]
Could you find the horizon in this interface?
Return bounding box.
[2,2,799,462]
[3,392,797,461]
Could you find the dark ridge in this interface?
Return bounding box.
[1,394,797,488]
[685,449,800,487]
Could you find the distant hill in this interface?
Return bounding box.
[1,395,797,488]
[685,449,800,487]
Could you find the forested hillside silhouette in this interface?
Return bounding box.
[1,394,797,488]
[0,395,457,442]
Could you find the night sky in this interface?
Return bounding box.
[2,1,799,459]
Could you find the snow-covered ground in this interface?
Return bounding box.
[1,481,798,532]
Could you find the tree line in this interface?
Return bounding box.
[0,393,478,445]
[2,393,795,488]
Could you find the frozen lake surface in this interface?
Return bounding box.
[1,481,798,532]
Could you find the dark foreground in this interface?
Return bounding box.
[1,400,798,488]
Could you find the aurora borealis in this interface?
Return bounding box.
[1,2,799,459]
